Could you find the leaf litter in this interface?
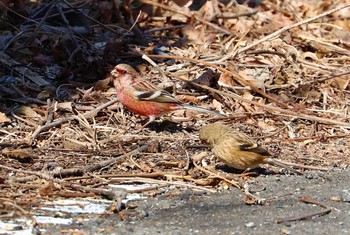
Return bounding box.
[0,0,349,230]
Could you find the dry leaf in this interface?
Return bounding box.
[94,76,111,90]
[15,106,41,118]
[192,69,217,87]
[307,90,321,102]
[0,112,10,124]
[244,195,261,205]
[193,178,216,186]
[281,228,291,235]
[247,78,266,92]
[2,147,33,162]
[192,152,207,162]
[240,92,255,112]
[239,69,268,92]
[38,181,56,196]
[242,92,254,101]
[57,102,73,112]
[181,25,205,43]
[175,94,200,104]
[218,72,234,87]
[81,87,102,101]
[147,141,161,153]
[331,76,350,90]
[212,99,223,113]
[258,121,276,133]
[37,90,51,100]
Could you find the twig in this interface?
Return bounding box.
[131,47,170,83]
[277,134,350,143]
[192,160,241,188]
[179,79,350,128]
[62,0,132,36]
[44,99,54,126]
[139,0,232,34]
[52,144,150,178]
[147,54,289,108]
[9,143,150,185]
[11,113,38,128]
[277,195,331,223]
[243,181,266,205]
[0,51,50,86]
[109,177,217,193]
[304,71,350,85]
[1,164,127,202]
[31,98,119,141]
[235,3,350,56]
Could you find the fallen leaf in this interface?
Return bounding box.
[2,147,33,162]
[175,94,200,104]
[192,152,207,162]
[331,76,350,90]
[258,120,276,133]
[192,69,217,87]
[212,99,224,113]
[0,112,10,124]
[15,106,41,118]
[218,72,234,87]
[94,76,111,90]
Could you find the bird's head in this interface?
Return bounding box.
[110,64,139,88]
[199,123,230,147]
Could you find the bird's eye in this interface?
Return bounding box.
[116,68,127,75]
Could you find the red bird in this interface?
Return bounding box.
[110,64,225,127]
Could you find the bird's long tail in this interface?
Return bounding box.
[264,158,302,174]
[265,158,330,172]
[181,104,227,117]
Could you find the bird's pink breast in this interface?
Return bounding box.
[118,88,178,117]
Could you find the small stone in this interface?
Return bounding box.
[281,228,291,234]
[340,190,350,202]
[304,172,318,179]
[330,196,341,202]
[245,222,255,228]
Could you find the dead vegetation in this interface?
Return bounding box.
[0,0,349,218]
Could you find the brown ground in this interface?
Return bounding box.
[0,1,349,234]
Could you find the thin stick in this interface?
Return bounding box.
[277,195,331,223]
[132,48,170,82]
[139,0,232,34]
[109,177,217,193]
[192,161,241,188]
[182,79,350,128]
[1,164,127,201]
[235,3,350,56]
[31,98,119,141]
[147,54,289,108]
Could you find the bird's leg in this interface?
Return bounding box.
[139,116,156,129]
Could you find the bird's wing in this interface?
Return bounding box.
[239,143,270,156]
[135,90,181,104]
[234,132,271,156]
